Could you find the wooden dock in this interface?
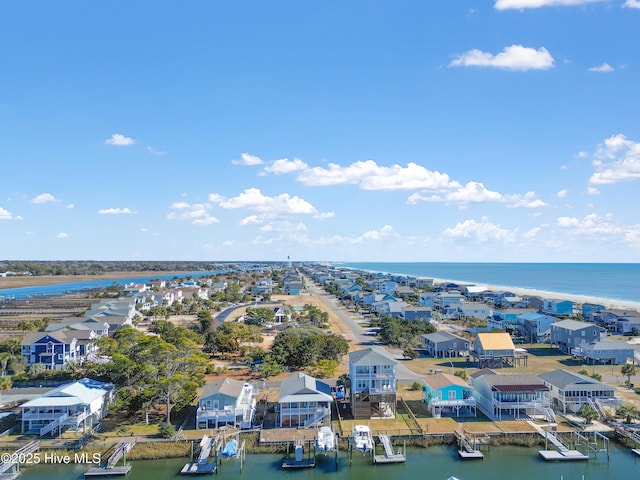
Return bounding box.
[0,441,41,480]
[373,435,406,464]
[85,440,135,477]
[84,466,132,477]
[454,430,484,460]
[181,434,219,475]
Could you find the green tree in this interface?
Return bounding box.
[205,322,263,355]
[454,370,468,381]
[244,307,275,326]
[258,355,284,378]
[622,364,637,386]
[578,403,599,424]
[307,359,338,378]
[0,352,11,376]
[0,376,12,390]
[0,339,21,356]
[616,405,639,424]
[403,347,418,360]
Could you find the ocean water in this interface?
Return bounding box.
[340,262,640,304]
[15,444,640,480]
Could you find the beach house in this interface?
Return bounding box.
[20,378,114,436]
[196,378,256,430]
[349,347,397,419]
[20,331,78,370]
[572,340,638,365]
[538,369,621,414]
[470,332,525,368]
[422,373,476,418]
[469,370,551,421]
[518,312,560,343]
[551,319,606,354]
[543,299,575,316]
[421,331,470,358]
[277,372,332,428]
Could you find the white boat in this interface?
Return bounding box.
[352,425,374,453]
[315,426,335,453]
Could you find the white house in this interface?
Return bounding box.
[20,378,114,436]
[195,378,256,429]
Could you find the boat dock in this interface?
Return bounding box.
[0,441,40,480]
[454,430,484,460]
[282,440,316,469]
[615,425,640,456]
[373,434,406,464]
[529,422,589,461]
[85,440,134,477]
[181,434,219,475]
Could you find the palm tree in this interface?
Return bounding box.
[0,352,11,376]
[622,363,637,386]
[616,405,639,424]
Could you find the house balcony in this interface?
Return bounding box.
[492,399,550,411]
[22,411,71,421]
[562,395,622,407]
[196,406,243,423]
[279,406,330,418]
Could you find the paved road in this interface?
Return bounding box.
[304,277,425,383]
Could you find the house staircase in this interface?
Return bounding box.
[303,409,327,428]
[39,413,68,436]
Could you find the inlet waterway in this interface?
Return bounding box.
[16,444,640,480]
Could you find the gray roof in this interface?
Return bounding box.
[278,372,332,403]
[552,319,600,331]
[423,332,467,343]
[538,369,609,390]
[476,373,546,389]
[584,340,636,351]
[349,347,398,366]
[200,378,246,399]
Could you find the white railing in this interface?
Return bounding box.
[430,398,477,408]
[39,413,68,436]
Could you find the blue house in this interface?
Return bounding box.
[422,373,476,417]
[582,303,605,317]
[543,299,575,316]
[20,331,78,370]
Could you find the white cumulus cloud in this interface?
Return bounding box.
[209,188,320,216]
[232,153,264,165]
[408,182,546,208]
[589,63,614,72]
[449,45,554,71]
[105,133,135,146]
[442,219,516,243]
[97,208,136,215]
[494,0,603,9]
[0,207,13,220]
[557,189,568,198]
[166,202,219,225]
[297,160,458,190]
[623,0,640,8]
[57,232,68,239]
[147,146,167,156]
[31,193,58,204]
[263,158,309,175]
[589,134,640,184]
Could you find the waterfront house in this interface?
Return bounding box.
[490,308,536,327]
[422,372,476,418]
[349,347,397,419]
[418,293,436,307]
[471,332,523,368]
[374,300,408,318]
[550,319,606,354]
[538,369,621,414]
[277,372,332,428]
[196,378,256,429]
[543,299,575,316]
[469,371,551,421]
[20,331,78,370]
[572,340,638,365]
[582,303,606,317]
[20,378,113,436]
[421,332,470,358]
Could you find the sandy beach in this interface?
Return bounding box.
[434,277,640,313]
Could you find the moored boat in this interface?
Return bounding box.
[315,426,335,453]
[351,425,374,453]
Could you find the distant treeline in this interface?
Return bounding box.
[0,260,243,276]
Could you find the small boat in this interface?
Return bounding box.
[315,426,335,453]
[352,425,374,453]
[221,438,238,457]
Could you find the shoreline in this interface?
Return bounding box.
[431,276,640,313]
[341,266,640,313]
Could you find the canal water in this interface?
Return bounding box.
[16,444,640,480]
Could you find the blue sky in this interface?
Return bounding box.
[2,1,640,263]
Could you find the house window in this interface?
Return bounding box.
[58,354,63,360]
[581,331,585,336]
[212,400,219,410]
[593,331,597,336]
